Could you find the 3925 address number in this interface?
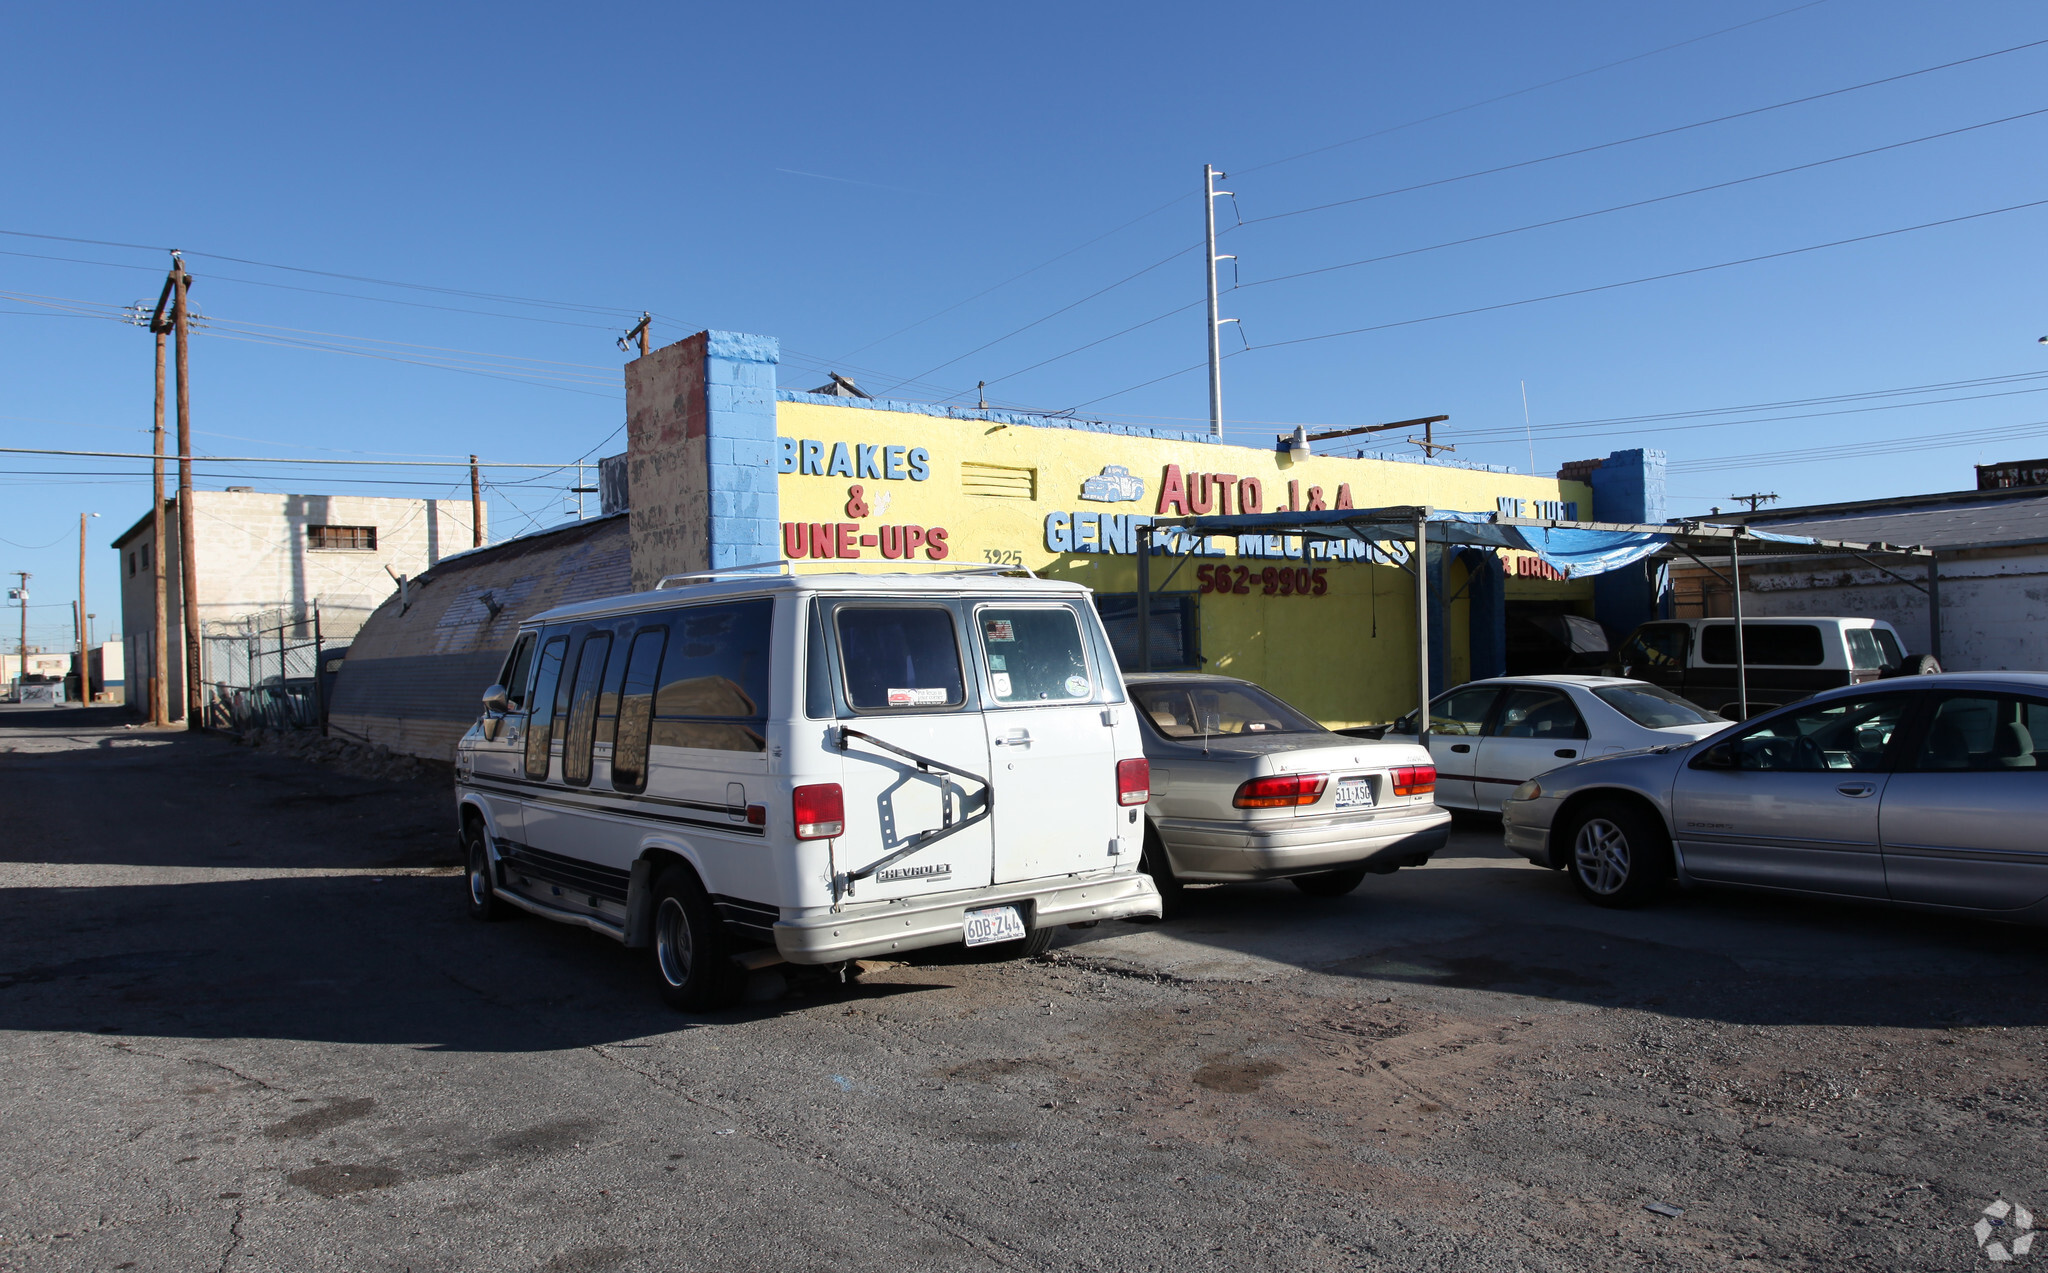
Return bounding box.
[1197,565,1328,597]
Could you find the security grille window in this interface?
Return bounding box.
[1094,593,1201,672]
[836,606,965,711]
[307,524,377,551]
[651,599,773,751]
[1700,623,1824,666]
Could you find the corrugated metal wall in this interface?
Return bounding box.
[327,514,631,760]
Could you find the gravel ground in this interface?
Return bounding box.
[2,703,2044,1271]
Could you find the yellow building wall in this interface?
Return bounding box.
[773,400,1590,727]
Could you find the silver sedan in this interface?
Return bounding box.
[1127,673,1451,913]
[1502,672,2048,921]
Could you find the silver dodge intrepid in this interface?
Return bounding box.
[1502,672,2048,922]
[1127,673,1451,913]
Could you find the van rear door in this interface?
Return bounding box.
[970,602,1122,884]
[824,600,997,898]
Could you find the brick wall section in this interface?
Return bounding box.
[328,515,630,760]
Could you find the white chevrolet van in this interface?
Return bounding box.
[453,569,1162,1010]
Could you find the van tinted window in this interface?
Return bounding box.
[523,636,568,780]
[611,626,667,791]
[978,607,1092,702]
[804,599,833,719]
[649,599,772,752]
[499,634,537,710]
[561,633,612,786]
[1700,623,1824,666]
[837,606,964,710]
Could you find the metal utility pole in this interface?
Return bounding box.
[1729,492,1779,513]
[77,513,92,704]
[1204,164,1236,440]
[618,313,651,357]
[469,455,484,548]
[173,254,203,728]
[11,571,27,690]
[149,271,174,724]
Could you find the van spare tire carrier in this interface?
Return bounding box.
[831,726,994,901]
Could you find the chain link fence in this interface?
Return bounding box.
[202,605,329,733]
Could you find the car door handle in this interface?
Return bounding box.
[1836,782,1876,798]
[996,728,1031,747]
[1449,743,1471,753]
[1554,749,1577,759]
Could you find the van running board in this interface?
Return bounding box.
[832,726,994,902]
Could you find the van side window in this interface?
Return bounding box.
[978,607,1091,702]
[805,599,833,719]
[523,636,569,780]
[561,633,613,787]
[837,606,964,710]
[651,599,773,752]
[611,627,668,792]
[499,634,537,711]
[1701,623,1824,666]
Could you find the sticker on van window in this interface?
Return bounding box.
[991,672,1013,697]
[1064,675,1090,698]
[887,688,949,707]
[984,619,1016,642]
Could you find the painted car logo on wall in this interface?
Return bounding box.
[1080,465,1144,503]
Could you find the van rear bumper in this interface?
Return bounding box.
[773,871,1162,964]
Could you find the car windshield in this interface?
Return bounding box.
[1133,681,1325,740]
[1592,682,1716,729]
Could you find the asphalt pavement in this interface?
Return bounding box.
[3,703,2044,1272]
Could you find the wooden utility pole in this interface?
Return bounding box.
[618,313,650,357]
[1729,492,1779,513]
[150,279,172,723]
[469,455,484,548]
[172,254,203,728]
[77,514,91,704]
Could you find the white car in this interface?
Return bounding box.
[1383,675,1730,813]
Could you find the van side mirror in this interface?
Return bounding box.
[481,684,509,739]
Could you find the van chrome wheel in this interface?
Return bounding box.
[463,823,510,922]
[654,897,694,988]
[1573,818,1631,896]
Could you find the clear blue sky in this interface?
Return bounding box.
[4,1,2046,650]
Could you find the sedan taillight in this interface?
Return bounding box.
[1116,758,1151,806]
[1391,765,1436,797]
[792,783,844,839]
[1233,773,1329,809]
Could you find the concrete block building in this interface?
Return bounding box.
[112,489,481,714]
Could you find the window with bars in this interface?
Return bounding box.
[307,524,377,551]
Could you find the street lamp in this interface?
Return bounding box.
[78,512,99,704]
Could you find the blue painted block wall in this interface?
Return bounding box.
[703,331,783,569]
[1590,448,1668,639]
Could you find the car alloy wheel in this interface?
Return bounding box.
[1573,817,1633,896]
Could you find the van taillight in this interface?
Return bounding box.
[1233,773,1328,808]
[792,783,844,839]
[1117,758,1150,806]
[1392,765,1436,797]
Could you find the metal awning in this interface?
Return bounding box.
[1134,507,1931,741]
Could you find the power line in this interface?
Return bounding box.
[1234,1,1836,177]
[0,446,589,468]
[1240,35,2048,229]
[1671,417,2048,473]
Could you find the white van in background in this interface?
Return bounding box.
[454,569,1161,1010]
